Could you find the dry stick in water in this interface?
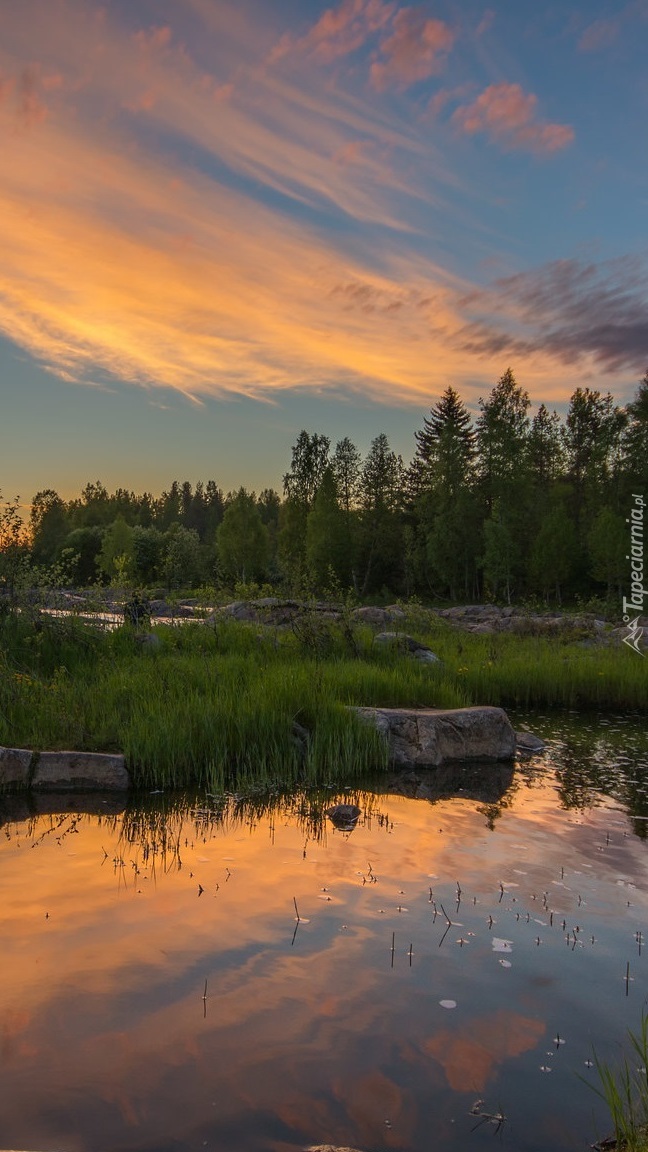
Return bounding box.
[439,903,452,925]
[391,931,395,968]
[293,896,300,922]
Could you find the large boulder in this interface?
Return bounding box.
[351,705,516,767]
[32,751,130,791]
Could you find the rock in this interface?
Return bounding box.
[32,751,130,791]
[515,731,546,756]
[305,1146,367,1152]
[351,706,516,767]
[0,746,33,788]
[351,605,405,628]
[326,803,361,829]
[373,632,441,663]
[214,599,305,626]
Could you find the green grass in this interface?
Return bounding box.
[589,1013,648,1151]
[0,609,645,790]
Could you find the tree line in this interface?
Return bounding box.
[2,367,647,605]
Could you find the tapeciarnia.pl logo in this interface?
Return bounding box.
[622,493,645,656]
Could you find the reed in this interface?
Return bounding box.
[589,1012,648,1151]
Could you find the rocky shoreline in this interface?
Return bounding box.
[27,590,640,643]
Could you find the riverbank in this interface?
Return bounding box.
[0,603,645,791]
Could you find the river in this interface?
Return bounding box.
[0,710,647,1152]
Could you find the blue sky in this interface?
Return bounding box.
[1,0,646,506]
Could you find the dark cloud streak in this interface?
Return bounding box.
[456,256,648,374]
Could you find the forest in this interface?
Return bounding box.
[2,367,647,608]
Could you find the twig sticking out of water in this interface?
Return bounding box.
[391,931,395,968]
[293,896,300,922]
[439,902,452,926]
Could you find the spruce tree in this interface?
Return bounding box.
[409,386,475,500]
[357,434,404,596]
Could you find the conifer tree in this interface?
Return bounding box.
[357,434,404,596]
[409,386,475,500]
[476,368,531,509]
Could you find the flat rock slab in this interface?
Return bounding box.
[352,705,516,767]
[32,751,130,791]
[0,747,33,787]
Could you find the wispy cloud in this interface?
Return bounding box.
[370,8,454,91]
[452,83,574,154]
[475,9,495,38]
[270,0,395,65]
[456,256,648,375]
[577,18,619,53]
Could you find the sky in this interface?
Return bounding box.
[1,0,647,507]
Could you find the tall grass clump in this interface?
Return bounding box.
[589,1013,648,1151]
[395,619,648,712]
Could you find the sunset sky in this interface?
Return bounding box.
[1,0,647,504]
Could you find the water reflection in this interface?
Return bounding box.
[0,712,646,1152]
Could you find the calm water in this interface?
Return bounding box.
[1,712,647,1152]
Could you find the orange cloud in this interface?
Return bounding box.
[370,8,454,91]
[452,83,574,153]
[271,0,395,65]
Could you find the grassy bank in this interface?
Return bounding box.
[0,610,645,790]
